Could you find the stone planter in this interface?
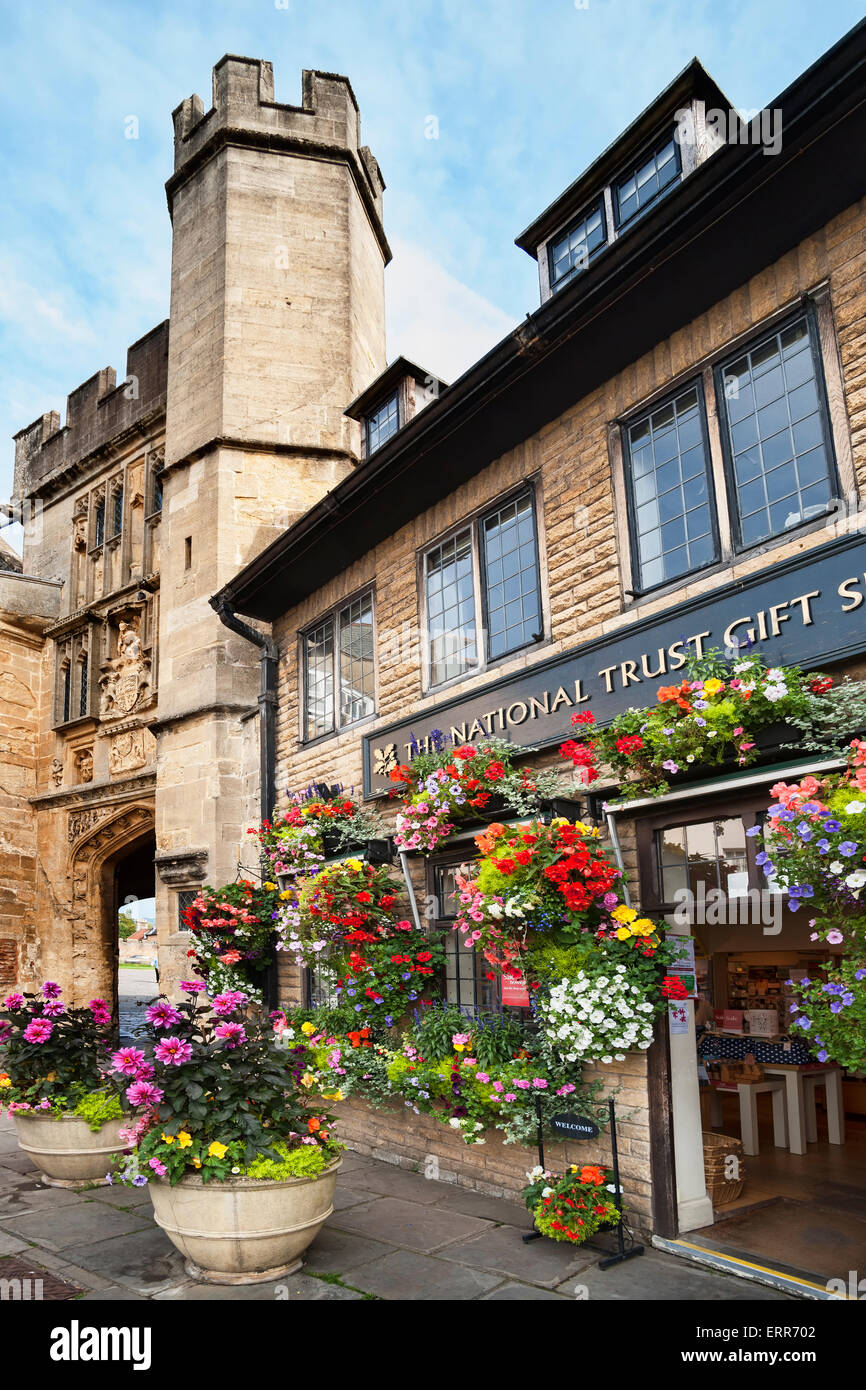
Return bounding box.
[147,1157,342,1284]
[13,1111,128,1189]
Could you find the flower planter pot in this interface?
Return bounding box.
[147,1157,342,1284]
[12,1111,128,1189]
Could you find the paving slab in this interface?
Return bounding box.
[437,1223,599,1289]
[24,1248,117,1291]
[339,1163,446,1205]
[332,1196,492,1252]
[0,1231,29,1256]
[60,1225,188,1296]
[0,1151,40,1175]
[84,1183,153,1209]
[0,1181,89,1216]
[303,1225,394,1273]
[432,1186,529,1226]
[346,1247,504,1300]
[332,1183,383,1213]
[0,1165,31,1191]
[79,1285,150,1301]
[569,1249,795,1301]
[481,1281,572,1300]
[155,1273,364,1300]
[0,1199,152,1251]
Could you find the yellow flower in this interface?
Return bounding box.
[177,1131,193,1149]
[322,1089,344,1102]
[615,926,633,941]
[279,890,293,901]
[574,821,599,838]
[703,678,724,696]
[344,858,363,871]
[301,1022,316,1036]
[192,1157,202,1169]
[611,906,637,924]
[301,1072,317,1089]
[631,918,656,937]
[551,817,570,827]
[162,1133,175,1145]
[0,1074,10,1088]
[264,881,277,891]
[453,1043,465,1052]
[208,1141,228,1159]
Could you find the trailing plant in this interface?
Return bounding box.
[390,734,574,854]
[182,879,279,1003]
[562,652,828,801]
[280,856,403,957]
[249,795,385,877]
[788,958,866,1071]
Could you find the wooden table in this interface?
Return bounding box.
[707,1079,788,1156]
[761,1064,845,1155]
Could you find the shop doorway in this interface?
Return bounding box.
[635,790,866,1289]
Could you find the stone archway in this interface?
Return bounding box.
[68,804,155,1009]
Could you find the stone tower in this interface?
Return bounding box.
[154,56,389,988]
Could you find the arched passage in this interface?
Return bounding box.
[68,804,155,1011]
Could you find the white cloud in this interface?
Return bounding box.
[385,237,518,385]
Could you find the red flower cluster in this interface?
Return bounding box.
[560,709,600,784]
[615,734,644,755]
[661,975,689,1001]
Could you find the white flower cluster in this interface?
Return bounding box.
[540,966,655,1064]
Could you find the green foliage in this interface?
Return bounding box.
[72,1088,124,1132]
[791,959,866,1071]
[118,912,138,940]
[409,1001,528,1069]
[240,1140,336,1181]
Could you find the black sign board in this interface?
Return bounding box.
[363,531,866,795]
[550,1112,600,1139]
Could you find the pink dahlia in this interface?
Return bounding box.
[180,981,206,994]
[111,1046,147,1077]
[212,990,248,1016]
[23,1018,53,1044]
[214,1022,246,1049]
[154,1036,193,1066]
[41,981,62,999]
[3,993,24,1010]
[145,1000,183,1029]
[126,1079,164,1109]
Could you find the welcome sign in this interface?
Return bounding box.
[362,533,866,796]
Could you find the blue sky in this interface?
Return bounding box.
[1,0,862,544]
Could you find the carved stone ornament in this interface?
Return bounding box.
[74,748,94,784]
[109,727,149,775]
[49,757,64,787]
[99,615,152,719]
[68,807,109,843]
[72,497,89,552]
[154,848,209,886]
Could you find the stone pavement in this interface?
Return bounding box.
[117,964,159,1043]
[0,1114,795,1302]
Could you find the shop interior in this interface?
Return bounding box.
[649,806,866,1285]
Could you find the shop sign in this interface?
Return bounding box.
[500,972,530,1007]
[363,533,866,795]
[550,1112,600,1139]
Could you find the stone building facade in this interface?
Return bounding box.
[2,56,388,1005]
[220,27,866,1229]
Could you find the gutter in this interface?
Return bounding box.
[209,592,278,827]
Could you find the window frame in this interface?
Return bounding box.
[421,485,545,692]
[714,305,841,555]
[364,391,401,456]
[621,377,721,597]
[547,197,608,292]
[300,586,377,745]
[612,127,683,232]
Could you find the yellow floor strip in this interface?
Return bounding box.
[654,1236,852,1299]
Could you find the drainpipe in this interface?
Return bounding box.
[210,591,278,1007]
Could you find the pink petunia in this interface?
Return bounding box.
[147,1158,167,1176]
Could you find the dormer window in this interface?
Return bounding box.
[613,130,681,230]
[548,200,607,291]
[365,392,400,455]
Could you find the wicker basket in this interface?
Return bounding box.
[703,1131,746,1206]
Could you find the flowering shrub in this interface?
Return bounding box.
[182,880,279,1002]
[538,966,656,1064]
[109,986,339,1186]
[565,654,825,800]
[0,984,124,1122]
[522,1164,620,1244]
[788,959,866,1070]
[390,735,571,853]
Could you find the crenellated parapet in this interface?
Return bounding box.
[166,55,388,259]
[13,320,169,501]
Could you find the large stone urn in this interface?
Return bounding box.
[147,1158,342,1284]
[13,1111,128,1188]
